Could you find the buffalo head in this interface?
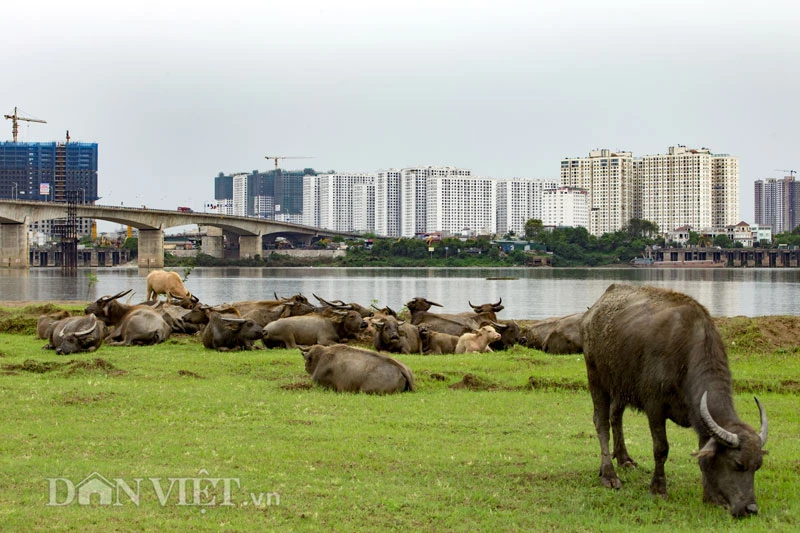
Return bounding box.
[695,392,767,517]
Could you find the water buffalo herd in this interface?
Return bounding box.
[32,271,768,517]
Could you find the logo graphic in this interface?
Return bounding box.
[47,469,279,508]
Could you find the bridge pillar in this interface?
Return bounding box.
[200,226,224,259]
[0,223,29,269]
[138,229,164,269]
[239,232,264,260]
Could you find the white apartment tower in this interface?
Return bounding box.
[495,178,558,236]
[400,166,471,237]
[426,175,497,236]
[374,169,402,237]
[352,182,375,233]
[306,172,375,232]
[232,173,249,217]
[542,187,591,229]
[560,149,634,237]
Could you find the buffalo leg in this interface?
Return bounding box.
[647,416,669,498]
[590,387,621,489]
[610,398,637,468]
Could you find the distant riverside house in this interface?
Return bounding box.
[727,221,754,247]
[668,225,693,245]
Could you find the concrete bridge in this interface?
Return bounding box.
[0,200,356,269]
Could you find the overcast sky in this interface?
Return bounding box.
[4,0,798,232]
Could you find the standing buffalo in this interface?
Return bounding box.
[300,344,415,394]
[45,313,105,355]
[146,270,196,303]
[580,284,767,517]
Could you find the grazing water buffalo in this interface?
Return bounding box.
[300,344,415,394]
[262,310,366,349]
[146,270,196,304]
[455,325,501,354]
[36,309,72,339]
[46,313,105,355]
[202,311,264,351]
[580,284,767,517]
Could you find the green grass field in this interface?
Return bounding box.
[0,307,798,532]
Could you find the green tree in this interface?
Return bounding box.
[524,219,544,240]
[713,234,733,248]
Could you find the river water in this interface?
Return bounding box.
[3,267,800,319]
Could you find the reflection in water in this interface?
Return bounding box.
[2,267,800,319]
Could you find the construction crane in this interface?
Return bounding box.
[775,169,797,177]
[264,155,314,171]
[4,107,47,142]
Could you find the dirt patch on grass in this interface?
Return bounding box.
[527,376,587,392]
[1,358,125,376]
[449,373,500,391]
[178,369,205,379]
[714,315,800,352]
[60,391,115,405]
[281,382,313,390]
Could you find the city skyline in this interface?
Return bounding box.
[3,1,797,234]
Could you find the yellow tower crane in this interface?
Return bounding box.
[4,107,47,142]
[264,155,314,171]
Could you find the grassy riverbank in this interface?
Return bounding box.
[1,305,799,531]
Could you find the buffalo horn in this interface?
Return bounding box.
[699,391,740,448]
[425,299,443,307]
[490,321,508,330]
[469,301,479,311]
[754,396,768,446]
[60,317,98,338]
[493,298,503,308]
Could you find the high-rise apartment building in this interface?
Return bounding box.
[426,174,496,236]
[303,172,375,232]
[215,168,312,221]
[562,146,739,237]
[754,175,799,234]
[560,149,633,237]
[374,169,402,238]
[495,178,558,236]
[400,167,471,237]
[635,146,714,233]
[0,141,98,236]
[542,187,591,229]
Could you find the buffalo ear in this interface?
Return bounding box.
[693,438,718,459]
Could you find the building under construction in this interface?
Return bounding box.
[0,140,99,237]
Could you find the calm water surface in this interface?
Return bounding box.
[2,267,800,319]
